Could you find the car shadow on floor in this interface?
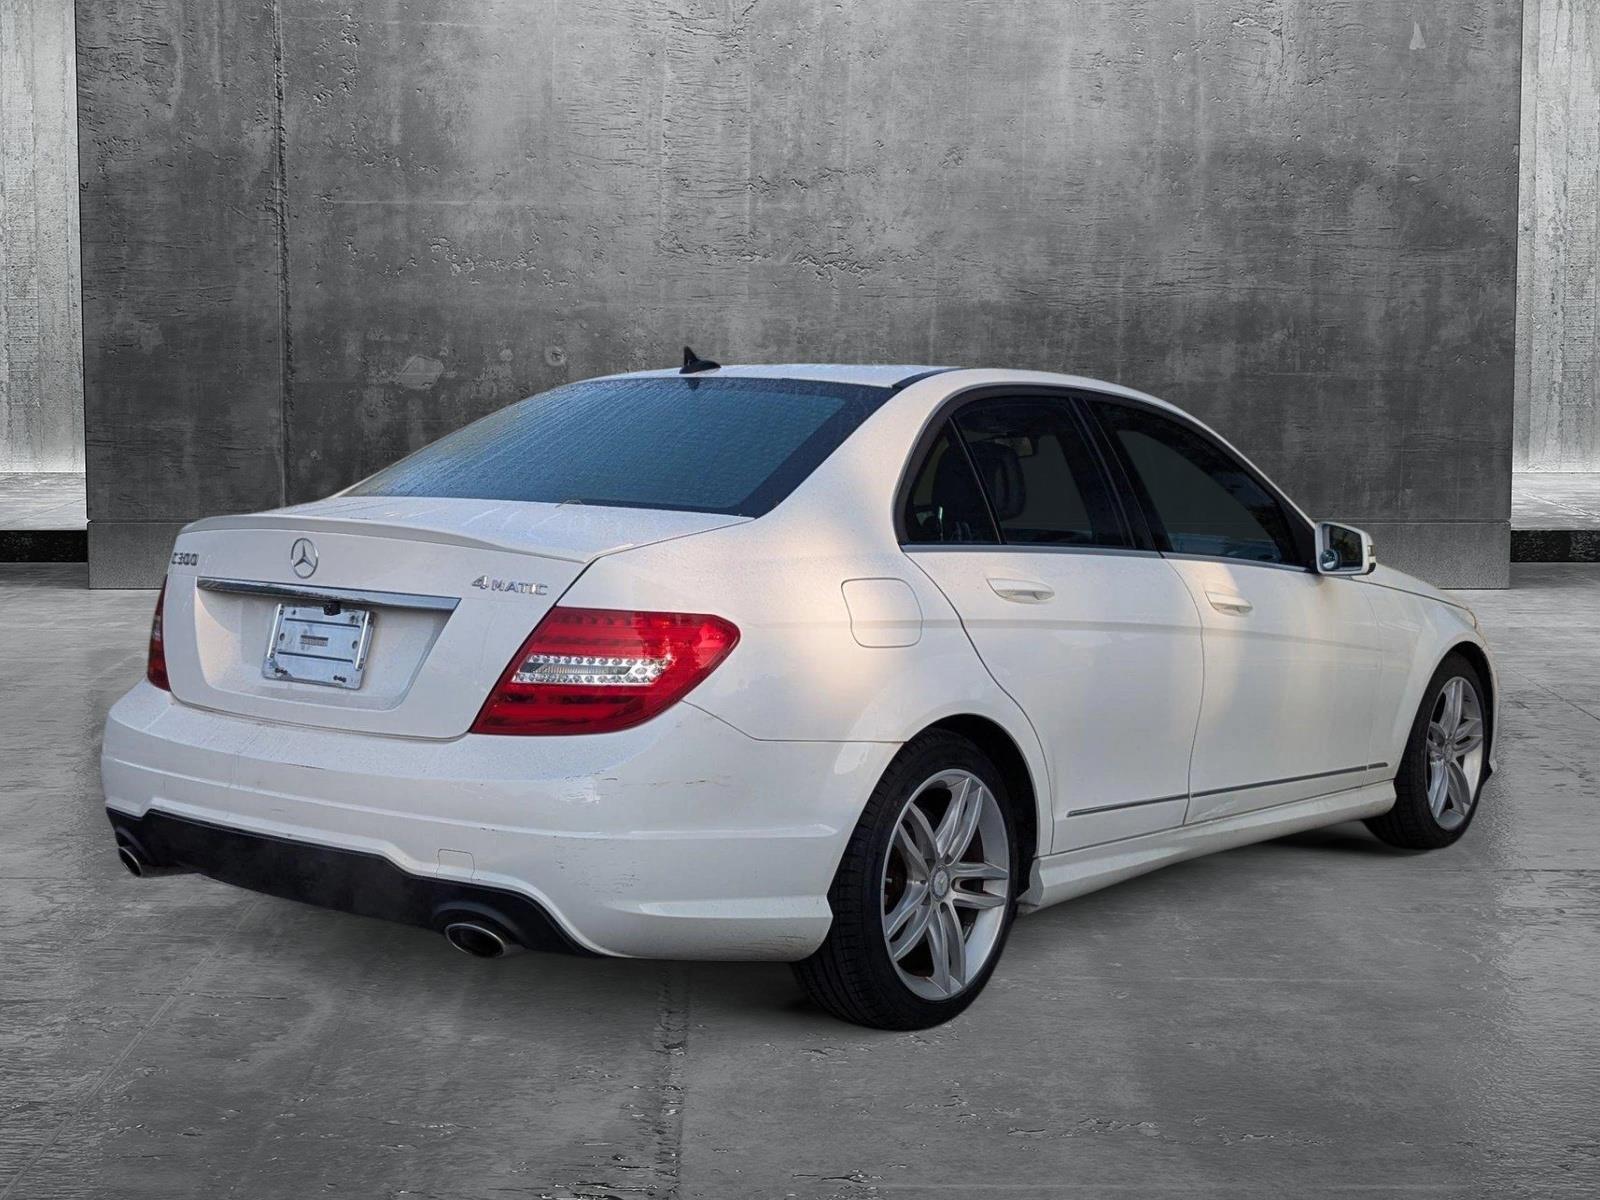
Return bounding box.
[700,821,1425,1027]
[255,819,1426,1034]
[1267,821,1410,856]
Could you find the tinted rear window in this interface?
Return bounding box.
[346,376,891,516]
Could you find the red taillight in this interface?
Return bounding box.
[471,607,739,736]
[146,581,170,691]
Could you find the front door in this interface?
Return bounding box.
[1086,397,1384,822]
[901,395,1205,853]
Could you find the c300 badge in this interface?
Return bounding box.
[471,575,549,596]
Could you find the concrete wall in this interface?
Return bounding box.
[1516,0,1599,473]
[76,1,283,582]
[79,0,1522,587]
[1,0,83,473]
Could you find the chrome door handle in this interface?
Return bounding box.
[1206,590,1253,615]
[988,578,1055,603]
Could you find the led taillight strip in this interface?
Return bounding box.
[472,607,738,735]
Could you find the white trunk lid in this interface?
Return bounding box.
[160,497,745,739]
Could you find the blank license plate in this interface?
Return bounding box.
[264,604,374,689]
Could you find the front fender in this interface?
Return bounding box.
[1369,584,1496,774]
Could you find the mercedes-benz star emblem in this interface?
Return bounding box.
[290,537,318,579]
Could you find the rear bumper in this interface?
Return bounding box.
[102,682,895,960]
[109,807,591,954]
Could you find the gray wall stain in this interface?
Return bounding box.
[1515,0,1600,473]
[78,0,1522,586]
[77,0,285,538]
[396,355,445,391]
[2,0,83,473]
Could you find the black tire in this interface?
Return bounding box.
[1365,651,1490,850]
[792,731,1021,1030]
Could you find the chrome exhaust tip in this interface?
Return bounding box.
[443,920,522,959]
[113,834,189,878]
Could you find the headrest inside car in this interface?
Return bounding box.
[965,440,1025,521]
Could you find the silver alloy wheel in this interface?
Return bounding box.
[880,769,1011,1001]
[1424,675,1486,832]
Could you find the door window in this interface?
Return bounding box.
[901,422,1000,545]
[952,398,1129,548]
[1092,402,1303,566]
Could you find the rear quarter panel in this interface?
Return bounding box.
[562,513,1040,750]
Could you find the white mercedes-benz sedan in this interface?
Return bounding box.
[103,360,1497,1029]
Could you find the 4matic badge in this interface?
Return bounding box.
[471,575,549,596]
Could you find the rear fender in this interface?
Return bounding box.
[562,518,1053,856]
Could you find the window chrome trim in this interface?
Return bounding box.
[902,544,1164,560]
[1159,551,1313,574]
[197,577,459,613]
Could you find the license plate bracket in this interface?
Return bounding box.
[264,603,374,689]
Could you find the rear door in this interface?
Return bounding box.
[1086,397,1385,822]
[902,393,1204,853]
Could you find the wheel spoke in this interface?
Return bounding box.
[924,908,949,989]
[884,879,928,939]
[951,887,1006,910]
[1427,762,1449,817]
[1451,717,1483,755]
[893,823,931,881]
[1438,678,1464,736]
[940,905,966,990]
[926,903,966,994]
[888,895,934,962]
[901,803,939,866]
[1446,759,1474,814]
[950,861,1008,883]
[935,777,984,861]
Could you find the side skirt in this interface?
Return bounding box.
[1020,781,1395,911]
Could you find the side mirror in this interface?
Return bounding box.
[1315,521,1375,576]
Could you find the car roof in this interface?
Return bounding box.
[601,363,951,388]
[598,362,1176,407]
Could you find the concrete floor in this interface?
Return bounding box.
[2,563,1597,1199]
[0,474,87,531]
[1513,472,1600,530]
